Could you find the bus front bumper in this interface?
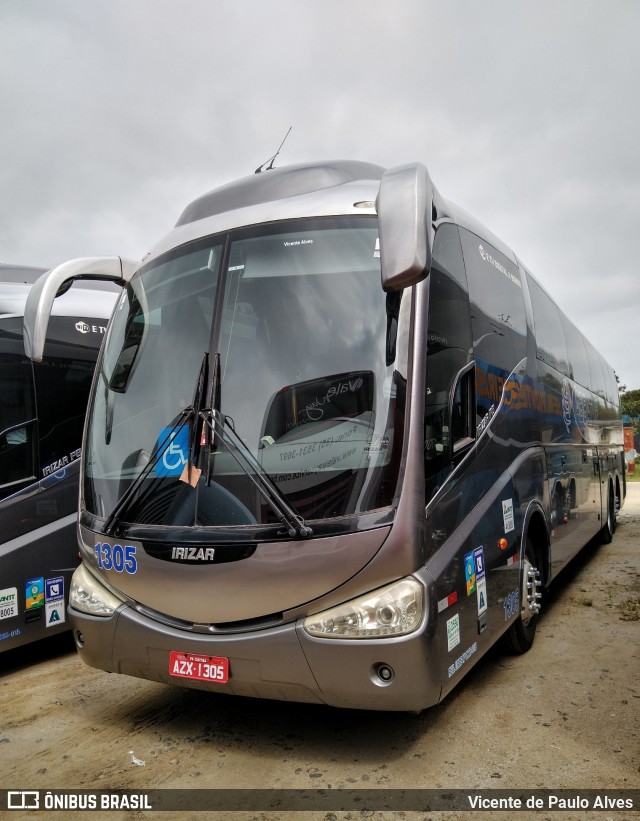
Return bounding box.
[69,601,442,712]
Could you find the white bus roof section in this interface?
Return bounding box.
[142,163,383,266]
[176,160,385,226]
[143,160,520,272]
[1,278,118,321]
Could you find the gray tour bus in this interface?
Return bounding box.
[1,263,118,652]
[23,161,624,710]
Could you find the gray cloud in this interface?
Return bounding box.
[1,0,639,386]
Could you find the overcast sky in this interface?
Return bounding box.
[2,0,639,388]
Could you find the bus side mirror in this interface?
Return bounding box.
[376,162,433,292]
[23,256,137,363]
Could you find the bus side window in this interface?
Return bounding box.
[451,364,476,456]
[424,223,472,501]
[0,329,37,497]
[35,317,101,476]
[460,227,527,375]
[526,275,570,378]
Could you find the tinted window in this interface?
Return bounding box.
[561,315,590,387]
[526,275,569,376]
[428,223,471,355]
[35,316,103,475]
[431,223,468,289]
[459,227,526,371]
[0,317,37,495]
[584,340,606,400]
[424,225,472,499]
[601,356,619,405]
[598,354,620,407]
[451,366,476,451]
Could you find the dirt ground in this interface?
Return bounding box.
[1,485,639,821]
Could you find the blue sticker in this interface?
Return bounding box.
[464,551,476,596]
[156,426,189,476]
[45,577,64,602]
[25,577,45,610]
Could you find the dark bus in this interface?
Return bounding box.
[23,162,625,709]
[0,262,119,652]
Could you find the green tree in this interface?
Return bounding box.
[621,389,640,435]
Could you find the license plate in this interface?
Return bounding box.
[169,651,229,683]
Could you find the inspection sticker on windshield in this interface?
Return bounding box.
[169,651,229,683]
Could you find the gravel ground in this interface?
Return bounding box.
[1,485,639,821]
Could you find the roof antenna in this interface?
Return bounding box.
[255,126,292,174]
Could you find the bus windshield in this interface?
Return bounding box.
[83,217,408,534]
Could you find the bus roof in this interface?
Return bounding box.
[143,160,521,271]
[0,263,47,284]
[175,161,385,227]
[143,161,385,265]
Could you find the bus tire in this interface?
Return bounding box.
[600,483,616,544]
[503,538,541,655]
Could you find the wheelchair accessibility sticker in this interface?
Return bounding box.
[156,426,189,477]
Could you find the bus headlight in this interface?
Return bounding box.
[70,564,124,616]
[303,578,423,639]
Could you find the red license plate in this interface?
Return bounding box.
[169,651,229,683]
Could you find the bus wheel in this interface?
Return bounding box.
[503,538,542,655]
[600,484,616,544]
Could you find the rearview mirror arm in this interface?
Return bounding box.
[23,256,137,362]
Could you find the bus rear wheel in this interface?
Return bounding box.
[600,483,617,544]
[503,538,542,655]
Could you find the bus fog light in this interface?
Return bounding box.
[70,564,124,617]
[377,664,394,682]
[303,578,423,639]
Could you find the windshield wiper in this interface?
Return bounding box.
[200,408,313,540]
[102,350,312,540]
[102,406,194,535]
[180,352,209,487]
[103,353,211,534]
[198,351,311,539]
